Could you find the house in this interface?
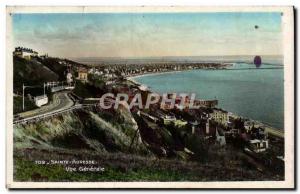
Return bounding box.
[138,85,148,91]
[156,111,176,125]
[209,108,229,126]
[173,119,188,128]
[189,119,211,137]
[194,99,218,108]
[248,139,269,153]
[13,47,38,60]
[249,127,267,140]
[189,120,200,134]
[34,95,48,107]
[244,120,258,132]
[77,68,88,82]
[105,80,116,85]
[224,128,240,138]
[66,72,73,85]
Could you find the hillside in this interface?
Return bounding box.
[12,54,284,182]
[13,56,87,94]
[13,108,283,181]
[14,108,147,153]
[13,56,59,93]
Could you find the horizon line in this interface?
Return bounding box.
[71,54,283,59]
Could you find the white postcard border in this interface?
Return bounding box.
[6,6,295,189]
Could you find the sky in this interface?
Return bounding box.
[12,12,283,58]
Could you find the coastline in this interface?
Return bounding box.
[126,70,184,80]
[126,70,284,139]
[230,113,283,138]
[126,69,187,88]
[126,63,234,80]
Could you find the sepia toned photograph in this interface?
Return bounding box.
[6,6,294,189]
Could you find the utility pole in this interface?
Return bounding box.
[43,82,46,97]
[22,83,25,111]
[22,83,42,111]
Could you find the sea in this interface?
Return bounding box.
[132,58,284,130]
[75,55,284,130]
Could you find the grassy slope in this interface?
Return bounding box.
[13,109,146,153]
[14,146,282,182]
[73,81,94,98]
[13,109,283,182]
[38,57,66,81]
[13,96,37,114]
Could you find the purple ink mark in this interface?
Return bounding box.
[254,56,262,68]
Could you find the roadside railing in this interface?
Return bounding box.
[13,104,95,125]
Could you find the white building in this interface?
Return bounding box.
[66,72,73,84]
[156,111,176,125]
[138,85,148,91]
[34,95,48,107]
[13,47,38,60]
[209,109,229,126]
[248,139,269,153]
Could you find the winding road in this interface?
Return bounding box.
[17,91,74,119]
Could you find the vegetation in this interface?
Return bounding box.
[14,144,283,182]
[13,96,37,114]
[12,54,284,182]
[88,74,105,89]
[13,105,284,182]
[185,134,208,162]
[73,81,94,98]
[37,57,67,81]
[73,79,107,99]
[13,56,59,94]
[14,155,200,182]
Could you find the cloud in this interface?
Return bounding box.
[13,13,283,58]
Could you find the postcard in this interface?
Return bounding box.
[6,6,294,189]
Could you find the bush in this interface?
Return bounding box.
[185,134,208,162]
[13,96,37,114]
[73,81,94,98]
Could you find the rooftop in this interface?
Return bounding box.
[15,47,38,53]
[77,67,88,73]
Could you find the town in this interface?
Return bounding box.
[13,47,285,180]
